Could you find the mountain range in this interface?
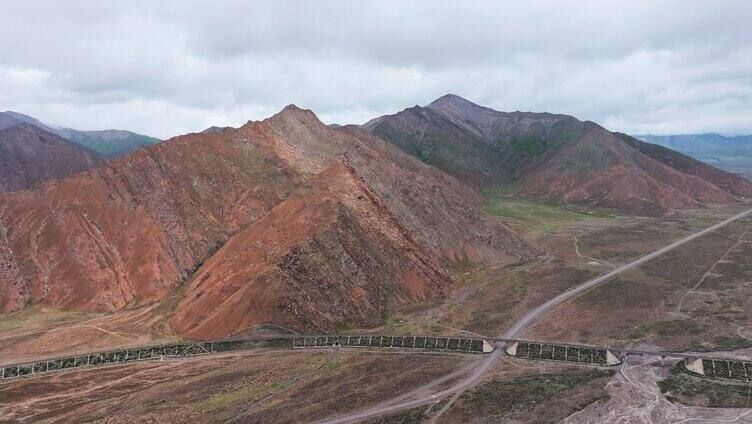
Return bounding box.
[0,105,538,339]
[365,95,752,215]
[1,95,750,339]
[636,133,752,180]
[0,111,159,158]
[636,133,752,156]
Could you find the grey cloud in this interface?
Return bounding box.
[0,0,750,138]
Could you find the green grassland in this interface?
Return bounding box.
[481,185,611,234]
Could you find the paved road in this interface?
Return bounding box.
[504,206,752,339]
[317,206,752,424]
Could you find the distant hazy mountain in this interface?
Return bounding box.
[635,134,752,179]
[0,123,103,192]
[0,111,160,158]
[636,133,752,156]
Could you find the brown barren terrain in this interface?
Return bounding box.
[0,104,537,342]
[0,349,473,423]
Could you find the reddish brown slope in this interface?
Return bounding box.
[171,163,452,338]
[518,124,738,215]
[617,134,752,197]
[367,95,747,216]
[264,106,536,264]
[0,124,103,192]
[1,105,538,338]
[0,125,301,313]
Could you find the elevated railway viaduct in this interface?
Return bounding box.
[2,333,748,384]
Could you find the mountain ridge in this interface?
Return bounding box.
[3,97,749,338]
[0,104,540,339]
[0,123,104,193]
[0,111,159,158]
[365,95,752,215]
[635,133,752,156]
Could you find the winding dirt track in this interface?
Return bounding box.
[317,206,752,424]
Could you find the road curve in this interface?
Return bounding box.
[316,206,752,424]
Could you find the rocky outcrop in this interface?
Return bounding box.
[266,105,537,264]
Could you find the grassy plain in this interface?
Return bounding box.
[525,209,752,351]
[481,186,609,235]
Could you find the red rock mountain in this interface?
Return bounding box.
[0,106,540,338]
[171,163,453,338]
[366,94,752,215]
[0,124,104,193]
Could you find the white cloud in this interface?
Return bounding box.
[0,0,751,138]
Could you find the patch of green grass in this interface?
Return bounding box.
[481,187,610,233]
[511,137,547,156]
[711,335,752,351]
[323,358,342,373]
[194,372,305,414]
[194,387,254,413]
[335,321,350,334]
[268,381,287,392]
[443,258,480,276]
[70,134,159,157]
[379,314,424,335]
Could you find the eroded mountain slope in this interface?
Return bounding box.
[366,94,751,215]
[0,124,302,313]
[171,163,453,338]
[0,105,539,337]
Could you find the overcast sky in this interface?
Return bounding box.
[1,1,750,139]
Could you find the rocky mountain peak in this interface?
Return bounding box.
[427,93,491,116]
[271,104,323,126]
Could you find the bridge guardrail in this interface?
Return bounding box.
[506,341,622,366]
[686,357,752,382]
[0,340,262,381]
[291,335,494,353]
[0,335,494,382]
